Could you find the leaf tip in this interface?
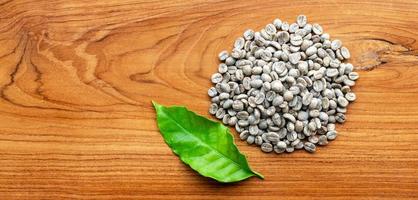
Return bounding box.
[254,171,264,180]
[151,100,161,109]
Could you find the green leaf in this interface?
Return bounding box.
[152,101,263,183]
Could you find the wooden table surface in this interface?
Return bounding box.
[1,0,418,199]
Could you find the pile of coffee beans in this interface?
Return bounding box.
[208,15,359,153]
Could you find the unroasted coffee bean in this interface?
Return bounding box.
[265,132,280,143]
[295,140,304,149]
[250,79,263,88]
[271,80,284,92]
[277,31,290,44]
[223,99,233,109]
[340,46,350,59]
[219,93,229,100]
[255,92,266,104]
[289,52,301,64]
[290,35,303,46]
[261,143,273,152]
[283,91,294,101]
[331,39,342,50]
[326,68,339,77]
[249,125,259,135]
[239,130,249,140]
[255,136,263,146]
[326,130,337,140]
[208,15,358,154]
[318,135,328,145]
[308,135,319,144]
[289,23,299,33]
[283,113,296,123]
[247,135,255,144]
[327,123,336,131]
[296,15,307,27]
[232,100,244,111]
[228,116,238,126]
[348,72,359,80]
[211,73,223,83]
[312,23,323,35]
[337,96,349,107]
[208,87,217,97]
[273,18,282,28]
[287,131,297,141]
[345,92,356,102]
[209,103,218,114]
[274,144,286,154]
[281,22,290,31]
[218,50,229,61]
[286,146,295,153]
[304,142,316,153]
[225,57,236,66]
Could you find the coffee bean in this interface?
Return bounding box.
[289,52,301,64]
[277,31,290,45]
[289,23,299,33]
[249,125,259,136]
[208,87,217,97]
[250,79,263,88]
[344,79,356,87]
[305,46,317,56]
[219,93,230,100]
[237,110,249,119]
[232,100,244,111]
[286,146,295,153]
[281,21,290,31]
[225,57,236,66]
[260,142,273,152]
[345,92,356,102]
[228,116,238,126]
[264,132,278,143]
[326,130,337,140]
[296,15,307,27]
[209,103,218,115]
[266,91,276,101]
[348,72,359,80]
[255,136,263,146]
[273,18,282,28]
[222,99,233,109]
[304,142,316,153]
[211,73,223,83]
[246,135,255,144]
[326,68,339,77]
[337,96,349,107]
[283,91,294,102]
[308,135,319,144]
[283,113,296,123]
[331,39,342,50]
[215,108,225,119]
[234,37,245,50]
[255,92,266,104]
[290,35,303,46]
[243,29,255,40]
[335,113,346,123]
[312,23,323,35]
[218,50,229,61]
[318,135,328,145]
[218,63,228,74]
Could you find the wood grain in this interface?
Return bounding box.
[0,0,417,199]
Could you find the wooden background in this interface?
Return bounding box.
[0,0,417,199]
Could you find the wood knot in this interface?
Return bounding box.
[349,38,412,71]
